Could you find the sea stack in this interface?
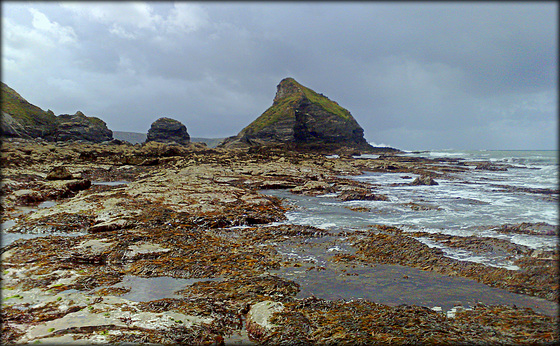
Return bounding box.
[220,77,374,152]
[146,117,190,145]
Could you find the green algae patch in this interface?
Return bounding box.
[4,294,24,300]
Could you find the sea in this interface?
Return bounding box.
[268,150,558,262]
[264,149,559,315]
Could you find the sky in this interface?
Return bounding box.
[2,1,557,150]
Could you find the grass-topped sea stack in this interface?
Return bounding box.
[221,78,376,152]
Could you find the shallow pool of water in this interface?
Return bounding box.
[273,262,557,316]
[92,181,130,186]
[270,237,558,317]
[111,275,224,302]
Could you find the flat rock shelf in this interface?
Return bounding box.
[1,138,558,344]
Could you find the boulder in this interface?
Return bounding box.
[64,179,92,192]
[13,189,44,204]
[220,78,381,152]
[409,175,439,186]
[291,181,334,195]
[246,301,284,342]
[46,166,73,180]
[146,117,190,145]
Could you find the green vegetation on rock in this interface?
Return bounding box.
[242,94,299,135]
[2,83,113,141]
[241,78,352,136]
[295,80,352,121]
[1,82,57,127]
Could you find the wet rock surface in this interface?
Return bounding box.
[409,174,439,186]
[494,222,559,236]
[1,138,558,344]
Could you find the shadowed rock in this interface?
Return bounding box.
[46,166,73,180]
[146,117,190,145]
[53,111,113,143]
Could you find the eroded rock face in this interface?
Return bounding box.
[52,111,113,143]
[146,117,190,145]
[221,78,376,152]
[2,83,57,139]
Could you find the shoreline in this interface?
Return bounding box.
[1,138,558,344]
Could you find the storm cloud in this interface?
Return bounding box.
[2,2,557,150]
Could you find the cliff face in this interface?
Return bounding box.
[221,78,373,151]
[1,83,112,142]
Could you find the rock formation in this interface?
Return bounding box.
[1,82,113,143]
[53,111,113,142]
[1,83,58,139]
[145,117,190,145]
[220,77,375,152]
[46,166,73,180]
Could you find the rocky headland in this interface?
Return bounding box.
[1,83,112,143]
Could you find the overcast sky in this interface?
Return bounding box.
[2,2,557,150]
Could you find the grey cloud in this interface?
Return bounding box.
[1,2,556,150]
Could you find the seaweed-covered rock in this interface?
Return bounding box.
[475,161,508,171]
[220,78,378,152]
[410,175,439,186]
[146,117,190,145]
[46,166,73,180]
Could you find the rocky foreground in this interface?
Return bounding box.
[1,138,558,345]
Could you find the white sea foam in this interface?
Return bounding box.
[263,150,557,269]
[416,237,520,270]
[369,142,392,148]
